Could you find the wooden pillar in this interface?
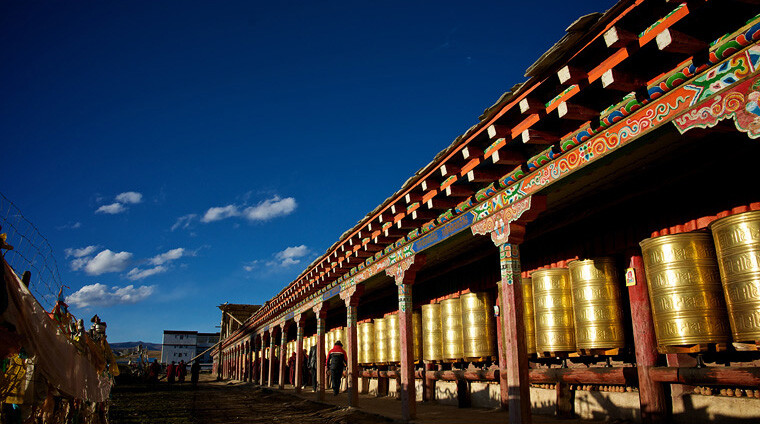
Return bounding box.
[500,243,532,424]
[386,254,425,421]
[268,328,276,387]
[341,286,363,406]
[314,304,327,401]
[470,195,542,424]
[377,366,389,397]
[260,332,267,385]
[295,314,305,393]
[628,255,668,423]
[279,322,288,389]
[556,381,574,418]
[423,362,436,402]
[495,286,509,410]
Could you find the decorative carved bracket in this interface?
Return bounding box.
[471,196,544,246]
[385,254,426,286]
[340,284,364,307]
[312,302,325,317]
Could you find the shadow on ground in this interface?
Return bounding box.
[109,378,393,424]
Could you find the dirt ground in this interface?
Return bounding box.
[109,374,392,424]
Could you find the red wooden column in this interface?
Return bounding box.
[340,285,364,406]
[279,321,289,389]
[494,287,509,410]
[268,328,276,387]
[423,363,436,402]
[628,256,668,423]
[260,331,268,385]
[470,196,542,424]
[386,254,426,421]
[313,303,327,401]
[499,243,532,424]
[295,313,305,393]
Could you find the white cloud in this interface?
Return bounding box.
[57,221,82,230]
[115,191,143,204]
[70,257,89,271]
[243,245,310,272]
[66,283,154,308]
[65,245,99,258]
[201,205,240,223]
[96,203,126,214]
[268,245,310,267]
[84,249,133,275]
[243,260,260,272]
[275,245,309,261]
[127,266,167,281]
[149,248,186,265]
[243,196,297,221]
[171,214,197,231]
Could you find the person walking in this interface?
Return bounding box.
[301,349,310,389]
[308,343,318,392]
[177,360,187,383]
[147,360,160,389]
[167,361,176,385]
[288,351,297,386]
[191,361,201,389]
[326,341,347,396]
[252,355,260,385]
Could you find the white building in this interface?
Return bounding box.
[160,330,219,368]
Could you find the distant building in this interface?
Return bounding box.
[160,330,219,369]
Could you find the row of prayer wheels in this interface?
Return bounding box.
[421,292,497,362]
[357,313,423,364]
[522,258,626,355]
[325,327,345,356]
[639,211,760,350]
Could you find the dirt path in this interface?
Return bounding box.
[109,376,392,424]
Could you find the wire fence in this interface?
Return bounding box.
[1,191,65,311]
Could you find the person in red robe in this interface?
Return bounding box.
[288,351,297,385]
[252,356,260,384]
[177,360,187,383]
[167,361,176,384]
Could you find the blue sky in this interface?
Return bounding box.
[2,0,615,343]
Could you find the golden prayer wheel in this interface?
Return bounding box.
[461,292,496,361]
[640,232,730,349]
[532,268,576,354]
[413,312,423,361]
[521,278,537,354]
[422,303,443,361]
[441,297,465,361]
[374,318,389,364]
[334,327,345,348]
[358,321,375,364]
[711,211,760,342]
[325,329,334,356]
[568,258,626,351]
[387,313,401,363]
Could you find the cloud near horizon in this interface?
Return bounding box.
[66,283,155,308]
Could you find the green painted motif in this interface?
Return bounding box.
[639,3,686,39]
[436,209,454,224]
[545,84,577,109]
[475,183,496,202]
